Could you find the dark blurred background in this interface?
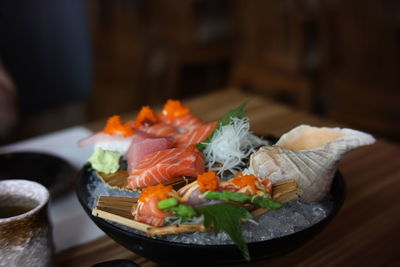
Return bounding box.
[1,0,399,143]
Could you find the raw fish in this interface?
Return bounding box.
[132,196,172,227]
[126,135,174,173]
[174,121,217,147]
[138,123,179,137]
[158,113,203,130]
[78,132,134,155]
[127,144,205,189]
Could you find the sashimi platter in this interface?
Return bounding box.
[77,100,375,263]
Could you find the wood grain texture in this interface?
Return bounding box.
[56,89,400,266]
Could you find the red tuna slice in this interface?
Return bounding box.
[126,135,174,173]
[158,113,204,130]
[174,121,217,147]
[127,144,205,189]
[139,122,179,137]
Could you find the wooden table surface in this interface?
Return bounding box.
[56,89,400,266]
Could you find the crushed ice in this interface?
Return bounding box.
[87,172,333,245]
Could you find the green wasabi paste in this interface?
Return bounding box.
[88,147,120,174]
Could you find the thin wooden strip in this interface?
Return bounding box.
[97,204,133,214]
[97,207,133,219]
[92,208,151,233]
[272,179,298,200]
[99,196,138,204]
[98,202,134,210]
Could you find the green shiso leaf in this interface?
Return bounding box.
[197,100,250,152]
[196,203,253,261]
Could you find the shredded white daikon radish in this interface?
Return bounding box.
[202,117,267,177]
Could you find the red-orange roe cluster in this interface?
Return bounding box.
[103,115,135,137]
[139,184,173,203]
[197,170,219,192]
[162,100,190,120]
[230,172,257,192]
[133,106,158,128]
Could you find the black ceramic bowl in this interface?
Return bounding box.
[76,164,345,266]
[0,152,77,198]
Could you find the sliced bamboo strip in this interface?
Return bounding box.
[252,180,299,217]
[97,170,131,190]
[92,208,150,232]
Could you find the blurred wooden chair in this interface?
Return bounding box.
[316,0,400,141]
[142,0,234,102]
[229,0,316,112]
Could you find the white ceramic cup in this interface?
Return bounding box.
[0,180,54,267]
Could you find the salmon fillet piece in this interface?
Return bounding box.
[158,113,203,130]
[127,144,205,189]
[126,135,174,173]
[139,123,178,137]
[132,196,172,227]
[174,121,217,147]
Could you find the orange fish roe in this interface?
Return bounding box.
[230,172,257,192]
[197,170,219,192]
[103,115,135,137]
[162,100,190,120]
[133,106,158,128]
[139,184,173,203]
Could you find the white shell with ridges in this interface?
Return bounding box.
[249,125,375,202]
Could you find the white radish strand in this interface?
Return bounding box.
[202,117,267,177]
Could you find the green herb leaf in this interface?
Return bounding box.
[197,203,253,261]
[197,100,250,152]
[251,195,282,210]
[202,190,252,203]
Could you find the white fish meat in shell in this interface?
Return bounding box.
[249,125,375,202]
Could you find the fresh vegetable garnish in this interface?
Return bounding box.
[202,190,281,210]
[196,100,267,176]
[162,100,190,120]
[197,170,220,192]
[133,106,158,128]
[139,184,173,203]
[197,100,249,152]
[202,190,251,203]
[250,195,282,210]
[103,115,135,137]
[201,117,267,175]
[197,203,253,261]
[157,197,179,210]
[159,198,197,223]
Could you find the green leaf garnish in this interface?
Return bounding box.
[197,100,250,152]
[196,203,253,261]
[251,195,282,210]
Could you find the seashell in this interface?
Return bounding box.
[249,125,375,202]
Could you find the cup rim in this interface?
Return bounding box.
[0,179,50,222]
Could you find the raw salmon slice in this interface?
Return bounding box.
[126,135,173,173]
[127,144,205,189]
[132,196,172,227]
[174,121,217,147]
[139,123,178,137]
[158,113,203,130]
